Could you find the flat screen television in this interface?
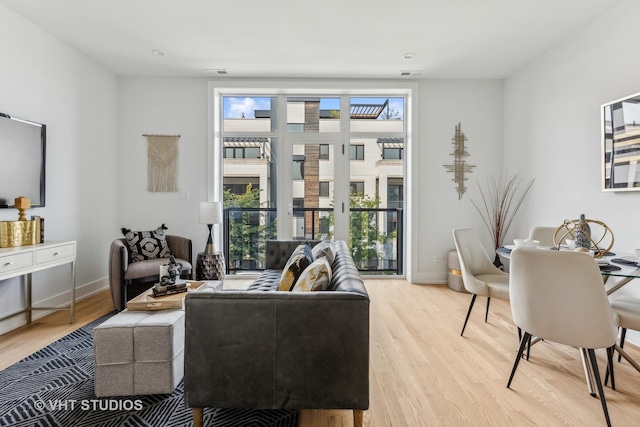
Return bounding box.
[0,112,46,208]
[601,92,640,191]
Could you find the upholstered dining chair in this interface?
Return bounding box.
[507,247,618,427]
[610,296,640,363]
[452,228,510,336]
[527,225,559,246]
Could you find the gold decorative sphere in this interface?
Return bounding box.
[553,218,614,258]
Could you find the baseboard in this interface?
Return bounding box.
[0,277,109,336]
[411,271,447,285]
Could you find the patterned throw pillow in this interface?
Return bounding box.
[291,257,332,292]
[311,240,336,265]
[278,244,312,291]
[121,224,172,263]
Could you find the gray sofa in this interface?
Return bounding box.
[184,240,369,427]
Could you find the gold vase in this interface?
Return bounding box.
[0,220,38,248]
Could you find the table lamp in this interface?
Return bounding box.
[199,202,223,254]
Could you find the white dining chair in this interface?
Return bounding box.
[452,228,510,336]
[610,295,640,363]
[507,247,618,427]
[527,225,559,246]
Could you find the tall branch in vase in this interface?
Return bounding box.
[470,173,534,268]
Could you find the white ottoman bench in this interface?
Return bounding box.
[94,309,185,397]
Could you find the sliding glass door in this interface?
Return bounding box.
[219,93,405,275]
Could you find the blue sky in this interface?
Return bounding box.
[223,96,404,119]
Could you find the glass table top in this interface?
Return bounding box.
[496,246,640,279]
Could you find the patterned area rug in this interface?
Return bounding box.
[0,312,298,427]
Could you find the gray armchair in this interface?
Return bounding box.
[108,235,193,311]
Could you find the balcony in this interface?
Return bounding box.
[222,207,403,275]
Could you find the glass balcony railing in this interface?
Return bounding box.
[222,207,403,275]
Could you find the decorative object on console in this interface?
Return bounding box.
[470,173,535,268]
[31,215,44,243]
[0,196,38,248]
[121,224,172,262]
[553,217,614,258]
[443,122,476,200]
[144,134,180,192]
[14,196,30,220]
[199,201,223,254]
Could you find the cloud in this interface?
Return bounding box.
[224,97,271,118]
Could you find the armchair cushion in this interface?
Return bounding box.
[121,224,171,263]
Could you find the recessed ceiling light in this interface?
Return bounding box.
[403,52,415,60]
[151,49,165,56]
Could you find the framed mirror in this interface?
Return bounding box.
[602,92,640,191]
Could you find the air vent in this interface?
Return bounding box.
[203,69,228,75]
[400,70,423,77]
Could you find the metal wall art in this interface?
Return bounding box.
[444,122,475,199]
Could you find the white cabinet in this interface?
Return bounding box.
[0,241,76,324]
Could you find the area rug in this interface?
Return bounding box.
[0,312,298,427]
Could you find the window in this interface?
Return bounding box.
[319,181,330,197]
[350,144,364,160]
[350,181,365,195]
[223,147,261,159]
[319,144,330,160]
[383,147,403,159]
[293,155,305,180]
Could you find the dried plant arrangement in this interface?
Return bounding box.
[470,173,534,264]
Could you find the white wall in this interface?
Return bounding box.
[0,5,119,334]
[414,80,504,283]
[504,0,640,341]
[117,78,210,252]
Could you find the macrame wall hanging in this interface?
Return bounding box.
[144,134,180,192]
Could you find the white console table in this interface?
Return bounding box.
[0,241,76,324]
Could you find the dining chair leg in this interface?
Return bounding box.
[586,348,612,427]
[580,348,596,398]
[507,332,531,388]
[604,346,615,390]
[485,297,491,322]
[526,334,532,361]
[618,328,627,363]
[461,294,477,336]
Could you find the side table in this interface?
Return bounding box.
[196,252,225,281]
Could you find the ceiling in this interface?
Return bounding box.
[0,0,623,80]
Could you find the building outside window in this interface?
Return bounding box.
[350,144,365,160]
[319,181,330,197]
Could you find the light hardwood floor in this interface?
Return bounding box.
[2,280,640,426]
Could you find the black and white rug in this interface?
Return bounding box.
[0,313,298,427]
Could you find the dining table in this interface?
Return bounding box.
[497,245,640,296]
[497,244,640,395]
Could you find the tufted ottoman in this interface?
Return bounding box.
[93,309,185,397]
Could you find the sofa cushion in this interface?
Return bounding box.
[311,240,336,265]
[292,257,332,292]
[121,224,172,263]
[278,244,312,291]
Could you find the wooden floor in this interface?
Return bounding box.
[2,280,640,426]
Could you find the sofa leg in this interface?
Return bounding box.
[192,407,204,427]
[353,409,364,427]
